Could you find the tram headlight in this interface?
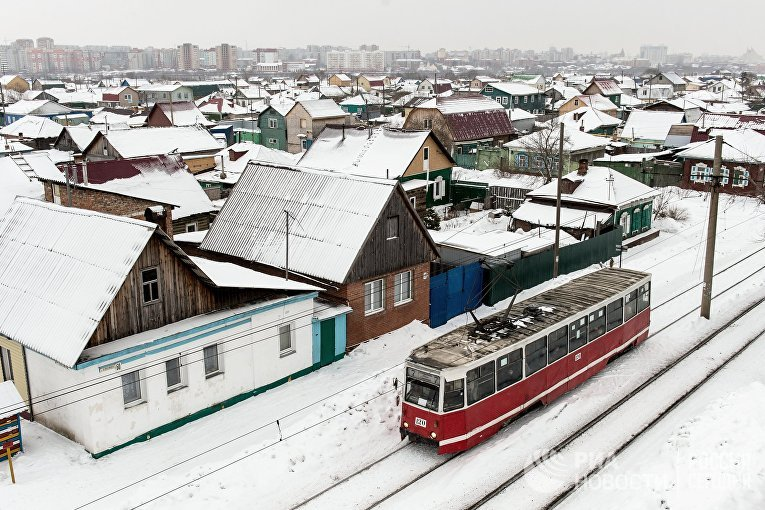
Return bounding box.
[403,421,409,428]
[430,432,437,439]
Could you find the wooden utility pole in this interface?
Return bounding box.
[701,135,723,319]
[553,122,564,278]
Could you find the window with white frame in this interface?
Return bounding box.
[502,96,508,105]
[394,270,413,305]
[732,166,750,187]
[125,94,132,101]
[515,153,529,168]
[513,96,519,104]
[203,344,221,376]
[122,370,142,405]
[410,196,416,208]
[720,165,730,186]
[0,346,13,381]
[279,324,294,354]
[433,175,446,199]
[141,267,160,304]
[485,85,493,93]
[690,163,710,183]
[423,146,430,163]
[300,118,307,129]
[52,184,62,205]
[268,118,278,129]
[165,357,184,390]
[523,96,528,103]
[495,97,502,104]
[268,138,278,145]
[364,279,385,314]
[185,223,197,233]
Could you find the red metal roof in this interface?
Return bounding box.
[59,154,187,184]
[444,109,515,142]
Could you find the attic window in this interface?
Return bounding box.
[423,119,433,129]
[141,267,160,304]
[485,85,493,93]
[387,216,399,239]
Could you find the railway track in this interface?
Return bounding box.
[290,255,764,510]
[467,291,765,509]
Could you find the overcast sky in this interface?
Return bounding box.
[5,0,762,57]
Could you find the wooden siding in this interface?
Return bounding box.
[345,188,437,283]
[172,213,211,234]
[87,234,266,348]
[403,109,453,153]
[0,336,29,406]
[402,134,454,177]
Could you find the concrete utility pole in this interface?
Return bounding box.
[553,122,564,278]
[701,135,723,319]
[284,209,290,281]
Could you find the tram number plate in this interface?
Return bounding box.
[575,353,582,361]
[415,417,427,428]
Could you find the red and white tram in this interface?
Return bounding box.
[400,268,651,454]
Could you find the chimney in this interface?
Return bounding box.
[577,159,589,176]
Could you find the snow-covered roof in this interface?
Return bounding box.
[0,115,64,139]
[594,150,672,163]
[432,95,506,114]
[588,80,622,96]
[3,99,72,116]
[619,94,643,107]
[0,198,157,367]
[339,94,383,106]
[622,110,685,142]
[197,143,301,185]
[675,129,765,163]
[298,99,346,119]
[96,126,221,158]
[268,98,296,117]
[61,125,107,151]
[505,124,609,153]
[0,156,45,212]
[331,73,351,81]
[512,201,612,230]
[0,381,27,420]
[562,94,618,112]
[489,82,539,96]
[560,107,621,133]
[200,164,398,283]
[527,165,660,208]
[297,126,430,179]
[189,257,319,292]
[151,102,213,127]
[659,71,686,86]
[695,113,765,132]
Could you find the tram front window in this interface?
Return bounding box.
[405,367,440,411]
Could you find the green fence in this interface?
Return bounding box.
[452,180,488,207]
[484,227,623,305]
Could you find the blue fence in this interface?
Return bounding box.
[430,262,484,328]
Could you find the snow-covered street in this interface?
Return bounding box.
[0,190,763,510]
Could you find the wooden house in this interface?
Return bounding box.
[257,101,293,151]
[146,101,213,127]
[645,72,687,92]
[284,99,347,153]
[298,125,456,211]
[0,75,30,93]
[357,75,390,92]
[481,82,545,113]
[403,95,515,156]
[328,73,352,87]
[582,79,623,108]
[98,86,140,108]
[199,163,439,348]
[0,197,337,457]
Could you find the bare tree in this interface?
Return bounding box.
[512,118,571,183]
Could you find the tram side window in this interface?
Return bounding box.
[548,326,568,364]
[606,297,623,331]
[624,290,638,321]
[588,307,606,341]
[467,361,495,405]
[637,282,651,312]
[569,316,588,351]
[443,379,465,412]
[497,349,523,390]
[525,337,547,376]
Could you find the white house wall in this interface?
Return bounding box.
[27,294,316,455]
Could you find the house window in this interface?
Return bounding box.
[495,97,502,104]
[409,196,416,208]
[268,118,278,129]
[732,166,750,187]
[423,146,430,163]
[121,370,142,405]
[523,96,528,103]
[515,153,529,168]
[484,85,493,93]
[432,176,446,200]
[387,215,399,239]
[502,96,508,105]
[690,163,710,183]
[720,166,730,186]
[423,119,432,129]
[364,279,385,314]
[141,267,160,304]
[203,344,221,376]
[124,94,132,101]
[574,99,579,106]
[185,223,197,233]
[0,346,13,381]
[300,118,307,129]
[165,357,184,390]
[102,146,108,156]
[279,324,294,355]
[456,145,463,155]
[394,270,413,304]
[52,184,62,205]
[514,96,519,104]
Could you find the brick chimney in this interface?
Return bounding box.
[577,158,589,176]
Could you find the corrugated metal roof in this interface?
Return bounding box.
[200,164,395,283]
[445,109,515,142]
[0,198,155,367]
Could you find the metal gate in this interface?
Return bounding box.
[430,262,484,328]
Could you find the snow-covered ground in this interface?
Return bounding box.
[0,189,763,510]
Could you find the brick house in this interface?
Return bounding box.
[675,129,765,197]
[37,154,216,235]
[199,163,439,347]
